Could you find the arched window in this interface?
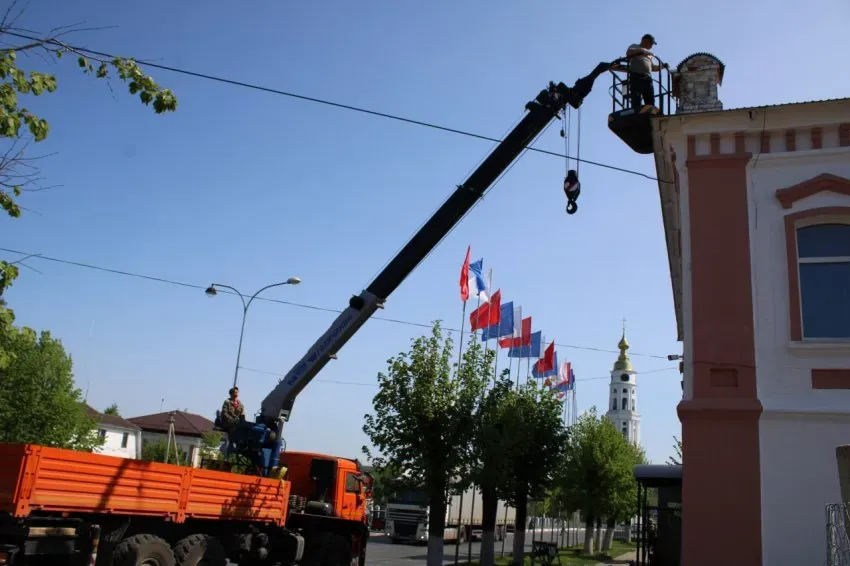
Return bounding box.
[796,222,850,338]
[621,397,628,410]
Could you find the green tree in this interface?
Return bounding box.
[601,441,646,551]
[470,373,515,566]
[141,438,170,463]
[497,381,568,566]
[556,408,642,554]
[0,21,177,444]
[362,321,490,566]
[667,435,682,465]
[0,20,177,219]
[0,326,103,451]
[103,403,120,416]
[366,461,406,506]
[200,431,223,459]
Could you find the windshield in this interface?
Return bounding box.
[389,489,429,506]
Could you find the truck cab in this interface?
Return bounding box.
[279,451,371,525]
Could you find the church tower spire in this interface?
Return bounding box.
[605,320,640,445]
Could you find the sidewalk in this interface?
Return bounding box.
[602,550,636,565]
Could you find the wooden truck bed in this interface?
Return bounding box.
[0,443,290,525]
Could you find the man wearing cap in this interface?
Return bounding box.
[625,34,668,111]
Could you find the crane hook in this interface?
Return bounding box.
[564,169,580,215]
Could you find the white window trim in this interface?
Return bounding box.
[792,218,850,347]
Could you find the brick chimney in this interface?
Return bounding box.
[672,52,725,114]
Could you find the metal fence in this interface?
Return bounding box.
[827,503,850,566]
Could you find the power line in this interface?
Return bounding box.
[3,31,663,183]
[0,247,673,360]
[239,364,680,386]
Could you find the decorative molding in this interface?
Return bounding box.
[787,340,850,357]
[775,173,850,210]
[812,369,850,389]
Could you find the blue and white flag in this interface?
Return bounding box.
[467,260,489,302]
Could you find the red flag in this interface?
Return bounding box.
[459,246,471,302]
[469,290,501,331]
[535,339,556,374]
[498,316,531,349]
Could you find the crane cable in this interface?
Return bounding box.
[563,106,571,174]
[576,106,582,177]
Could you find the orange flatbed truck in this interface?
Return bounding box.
[0,443,372,565]
[0,65,617,565]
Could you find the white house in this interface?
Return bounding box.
[127,410,216,468]
[649,51,850,566]
[85,405,142,459]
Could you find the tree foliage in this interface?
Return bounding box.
[0,16,178,219]
[0,326,103,451]
[0,17,178,449]
[141,438,170,463]
[362,321,491,564]
[200,431,223,458]
[667,435,682,466]
[555,408,644,552]
[469,373,517,566]
[495,380,568,565]
[103,403,120,416]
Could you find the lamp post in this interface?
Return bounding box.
[205,277,301,388]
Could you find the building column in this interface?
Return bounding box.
[677,150,763,566]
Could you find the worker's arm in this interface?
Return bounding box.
[626,46,651,57]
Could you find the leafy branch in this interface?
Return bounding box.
[0,15,177,219]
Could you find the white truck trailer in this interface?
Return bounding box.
[385,485,516,544]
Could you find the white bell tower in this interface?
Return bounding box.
[605,323,640,445]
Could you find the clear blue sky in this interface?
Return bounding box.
[3,0,847,464]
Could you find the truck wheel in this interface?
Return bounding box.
[113,534,175,566]
[173,534,226,566]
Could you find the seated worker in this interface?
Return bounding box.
[219,386,245,432]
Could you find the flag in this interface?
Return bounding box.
[508,330,542,358]
[531,335,548,378]
[540,340,556,373]
[481,301,515,341]
[547,351,559,378]
[550,361,574,393]
[469,289,501,331]
[558,361,572,388]
[497,306,523,348]
[460,247,471,302]
[499,315,530,349]
[468,260,489,302]
[532,342,557,378]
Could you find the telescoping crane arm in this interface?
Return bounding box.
[260,61,615,427]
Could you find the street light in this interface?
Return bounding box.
[205,277,302,388]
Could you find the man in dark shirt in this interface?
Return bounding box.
[626,34,668,111]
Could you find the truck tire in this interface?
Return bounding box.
[112,534,175,566]
[173,534,226,566]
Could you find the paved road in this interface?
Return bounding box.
[365,528,589,565]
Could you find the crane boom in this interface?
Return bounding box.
[260,61,614,426]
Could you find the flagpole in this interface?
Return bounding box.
[515,347,522,391]
[456,301,468,374]
[467,282,485,565]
